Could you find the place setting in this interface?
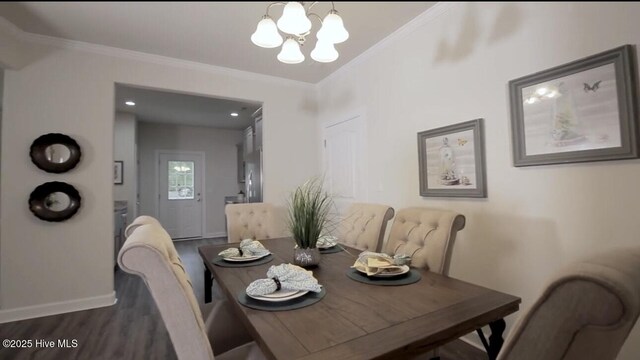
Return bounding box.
[347,251,421,286]
[211,239,274,267]
[316,235,343,254]
[238,263,326,311]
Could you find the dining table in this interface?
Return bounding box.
[198,238,521,360]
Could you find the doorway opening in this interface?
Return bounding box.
[112,84,263,305]
[112,84,262,261]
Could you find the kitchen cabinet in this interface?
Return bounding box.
[243,126,254,155]
[254,116,263,151]
[237,144,245,183]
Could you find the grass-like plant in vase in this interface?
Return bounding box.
[287,177,334,267]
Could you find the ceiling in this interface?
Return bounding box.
[115,85,261,130]
[0,2,436,83]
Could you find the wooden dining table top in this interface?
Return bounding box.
[198,238,520,360]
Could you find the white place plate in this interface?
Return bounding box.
[223,252,270,262]
[357,265,410,278]
[247,290,309,302]
[260,289,299,298]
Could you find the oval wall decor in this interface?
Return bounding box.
[30,133,82,173]
[29,182,82,222]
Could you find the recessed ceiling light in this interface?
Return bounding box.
[230,112,239,117]
[125,101,136,106]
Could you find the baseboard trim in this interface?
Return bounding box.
[0,292,116,324]
[205,232,227,239]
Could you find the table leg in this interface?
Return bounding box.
[488,319,506,359]
[476,318,506,360]
[204,265,212,303]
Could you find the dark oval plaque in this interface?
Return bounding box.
[30,133,81,173]
[29,182,81,222]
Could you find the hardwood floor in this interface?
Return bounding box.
[0,238,486,360]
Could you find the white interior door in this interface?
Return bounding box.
[324,115,366,214]
[158,152,204,239]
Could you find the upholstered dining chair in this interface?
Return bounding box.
[225,203,285,243]
[124,215,161,237]
[384,207,465,275]
[118,217,266,360]
[383,207,465,360]
[337,203,395,252]
[496,246,640,360]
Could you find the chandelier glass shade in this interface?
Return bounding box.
[251,16,283,48]
[310,39,338,63]
[277,2,312,35]
[278,37,305,64]
[251,2,349,64]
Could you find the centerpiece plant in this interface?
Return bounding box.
[287,178,334,266]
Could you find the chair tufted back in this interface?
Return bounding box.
[124,215,161,238]
[225,203,285,243]
[338,203,395,252]
[497,246,640,360]
[385,207,465,274]
[118,217,214,360]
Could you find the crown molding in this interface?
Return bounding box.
[0,16,314,89]
[316,2,458,88]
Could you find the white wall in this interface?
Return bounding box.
[0,69,4,107]
[317,2,640,358]
[0,37,318,321]
[0,70,3,278]
[137,121,243,237]
[113,112,136,224]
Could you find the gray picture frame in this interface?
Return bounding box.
[418,118,487,198]
[509,45,639,167]
[114,161,123,185]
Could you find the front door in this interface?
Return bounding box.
[158,151,204,239]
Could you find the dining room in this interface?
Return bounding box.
[1,2,640,360]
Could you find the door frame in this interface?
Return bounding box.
[155,150,207,239]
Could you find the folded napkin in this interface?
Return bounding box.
[246,264,322,296]
[316,235,337,248]
[352,251,406,276]
[218,239,270,258]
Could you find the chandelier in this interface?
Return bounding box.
[251,2,349,64]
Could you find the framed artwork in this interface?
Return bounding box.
[114,161,123,185]
[418,118,486,198]
[509,45,638,166]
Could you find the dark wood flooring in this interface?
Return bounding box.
[0,238,486,360]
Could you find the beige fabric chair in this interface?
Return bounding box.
[497,246,640,360]
[225,203,285,243]
[118,217,265,360]
[385,207,465,274]
[124,215,161,238]
[384,207,465,360]
[338,203,395,252]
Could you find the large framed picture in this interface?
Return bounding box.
[509,45,638,166]
[418,118,486,198]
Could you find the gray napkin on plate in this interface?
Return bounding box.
[218,239,270,258]
[316,235,337,248]
[246,264,322,296]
